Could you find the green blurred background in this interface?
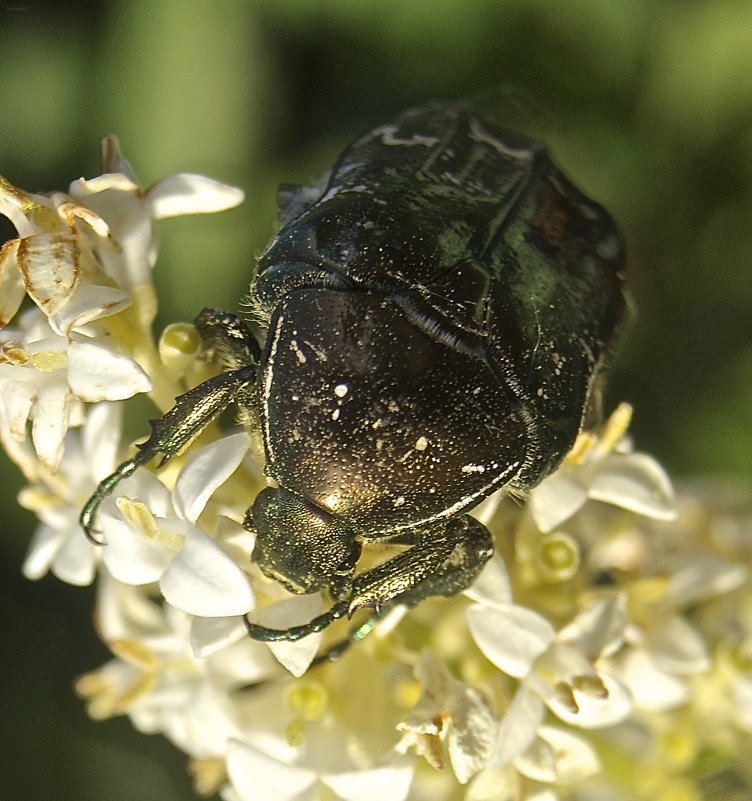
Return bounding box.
[0,2,750,799]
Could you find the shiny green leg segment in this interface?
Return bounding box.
[79,363,257,540]
[245,599,351,643]
[80,448,155,542]
[308,612,385,668]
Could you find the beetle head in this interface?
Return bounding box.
[249,486,357,595]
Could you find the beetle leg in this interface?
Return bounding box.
[80,364,257,540]
[346,515,494,615]
[245,515,494,643]
[245,598,351,642]
[307,609,387,667]
[193,307,261,368]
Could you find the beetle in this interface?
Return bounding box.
[81,103,625,646]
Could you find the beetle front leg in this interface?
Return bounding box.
[245,515,494,644]
[347,515,494,615]
[80,364,257,539]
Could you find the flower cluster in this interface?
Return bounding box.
[2,145,751,801]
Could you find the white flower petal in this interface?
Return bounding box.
[321,765,414,801]
[174,432,251,523]
[257,594,325,677]
[0,240,26,326]
[529,470,588,533]
[69,172,139,199]
[51,527,97,586]
[647,616,710,674]
[465,766,518,801]
[0,371,35,439]
[585,452,676,520]
[49,283,131,336]
[733,675,752,732]
[528,792,559,801]
[162,681,243,757]
[492,686,544,768]
[95,572,165,641]
[0,183,37,235]
[148,174,244,219]
[558,594,628,659]
[100,514,174,585]
[664,554,748,607]
[190,615,248,658]
[463,554,513,607]
[22,523,65,580]
[16,233,79,315]
[30,379,71,471]
[81,402,122,481]
[68,339,151,401]
[516,725,599,784]
[447,685,497,783]
[467,603,555,678]
[618,649,689,711]
[226,740,317,801]
[160,528,254,617]
[546,671,632,729]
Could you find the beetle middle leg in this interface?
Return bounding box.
[245,514,494,643]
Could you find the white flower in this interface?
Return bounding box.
[0,309,151,471]
[68,138,244,290]
[616,553,747,712]
[77,570,277,757]
[464,555,556,679]
[0,142,243,333]
[469,585,632,772]
[19,401,123,585]
[0,174,131,333]
[96,430,255,619]
[513,724,600,785]
[225,732,413,801]
[396,650,497,784]
[529,403,676,534]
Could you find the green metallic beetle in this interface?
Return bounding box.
[82,104,625,647]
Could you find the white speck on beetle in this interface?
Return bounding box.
[415,436,428,451]
[334,383,348,398]
[461,464,486,474]
[289,339,306,364]
[393,496,406,507]
[331,408,340,421]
